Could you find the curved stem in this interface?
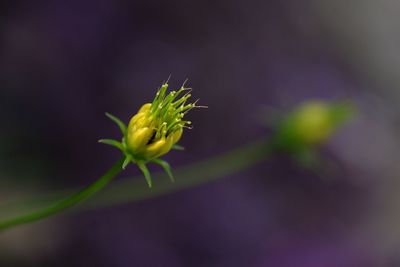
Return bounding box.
[4,139,272,213]
[84,138,273,209]
[0,139,274,230]
[0,158,124,231]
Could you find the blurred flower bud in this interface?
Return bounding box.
[275,100,354,151]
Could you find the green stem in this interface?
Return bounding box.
[0,139,273,230]
[0,158,124,231]
[85,138,273,209]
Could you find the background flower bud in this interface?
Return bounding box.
[293,101,335,145]
[275,100,354,151]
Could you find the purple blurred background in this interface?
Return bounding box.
[1,0,400,266]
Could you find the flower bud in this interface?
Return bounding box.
[99,81,205,187]
[125,83,201,160]
[293,101,334,145]
[275,100,353,151]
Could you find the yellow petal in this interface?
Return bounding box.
[144,138,167,159]
[127,127,153,152]
[157,134,174,157]
[171,127,183,144]
[138,103,152,113]
[143,135,174,159]
[129,113,145,128]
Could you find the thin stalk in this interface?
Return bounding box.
[1,139,273,215]
[0,158,124,231]
[0,139,273,230]
[84,138,273,209]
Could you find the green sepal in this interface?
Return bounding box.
[98,139,124,151]
[122,155,133,169]
[172,144,185,151]
[105,112,127,136]
[293,149,319,170]
[137,161,152,187]
[152,158,174,182]
[293,149,336,181]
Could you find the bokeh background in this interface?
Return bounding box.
[1,0,400,266]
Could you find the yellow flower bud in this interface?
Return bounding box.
[100,81,205,187]
[276,100,353,151]
[123,82,202,161]
[293,101,334,145]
